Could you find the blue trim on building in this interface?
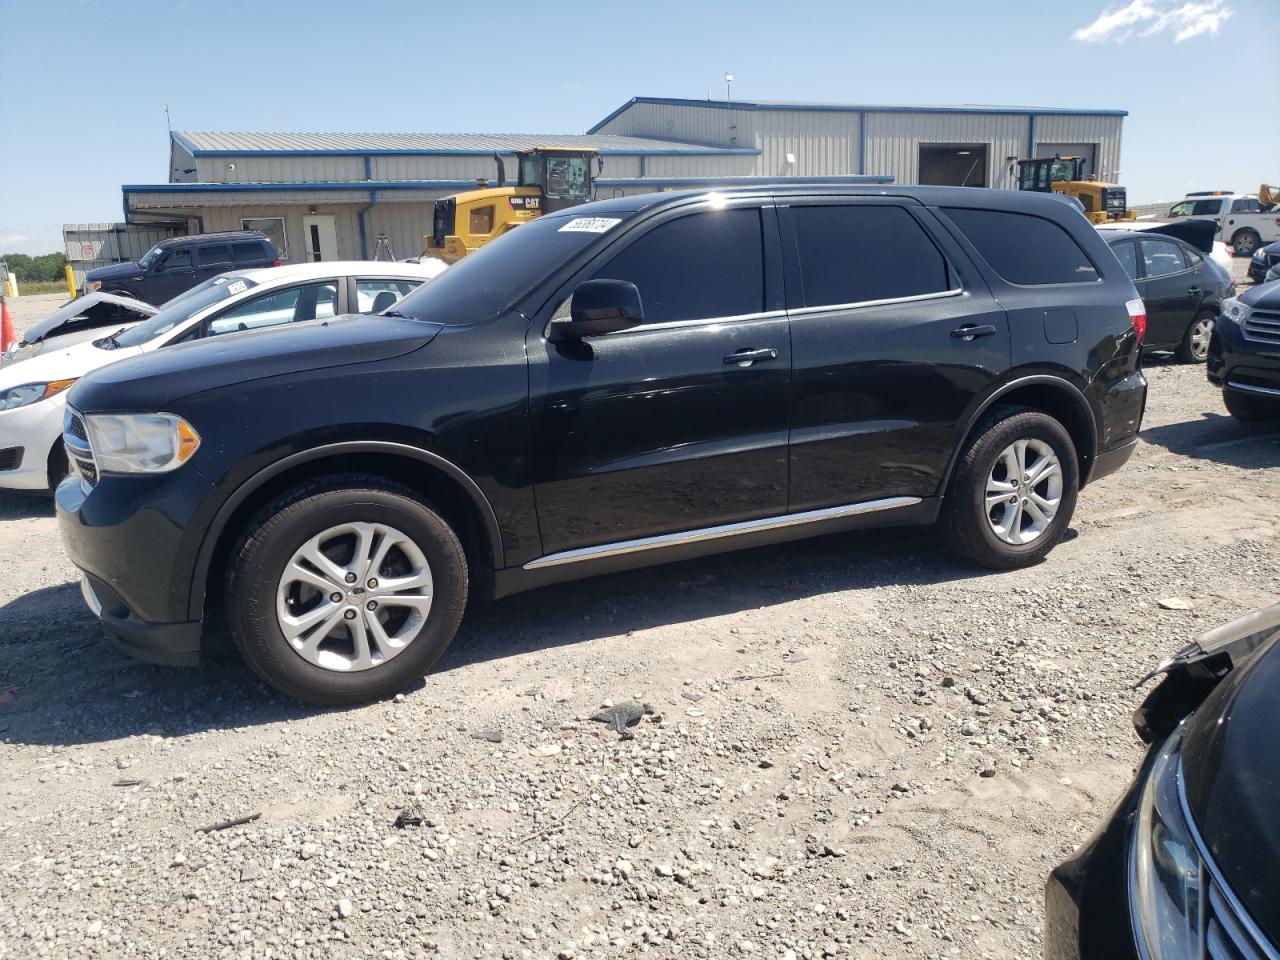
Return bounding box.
[858,111,867,176]
[124,180,483,194]
[171,134,759,159]
[588,96,1128,133]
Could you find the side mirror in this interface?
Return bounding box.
[550,279,643,339]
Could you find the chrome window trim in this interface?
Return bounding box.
[544,309,786,340]
[523,496,921,570]
[1178,760,1280,960]
[788,286,964,318]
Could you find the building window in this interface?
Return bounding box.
[241,217,288,261]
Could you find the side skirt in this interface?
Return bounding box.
[492,496,939,599]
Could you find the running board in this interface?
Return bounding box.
[523,497,922,570]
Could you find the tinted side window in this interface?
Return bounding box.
[1139,238,1187,278]
[1230,198,1261,213]
[199,244,233,268]
[590,208,763,324]
[790,205,950,307]
[1111,241,1139,280]
[233,242,267,264]
[1193,199,1225,217]
[943,208,1099,285]
[1182,246,1203,267]
[162,250,192,271]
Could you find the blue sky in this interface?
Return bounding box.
[1,0,1276,254]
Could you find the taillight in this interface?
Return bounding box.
[1126,298,1147,343]
[272,259,281,267]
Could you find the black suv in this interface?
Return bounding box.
[1209,279,1280,419]
[57,186,1147,704]
[85,231,279,304]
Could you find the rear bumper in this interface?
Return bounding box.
[1086,437,1137,485]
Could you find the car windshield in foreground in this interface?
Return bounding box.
[392,213,632,324]
[112,275,259,347]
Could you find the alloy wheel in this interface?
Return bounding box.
[275,522,433,672]
[985,439,1063,546]
[1189,316,1213,361]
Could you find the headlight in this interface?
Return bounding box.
[0,379,77,411]
[1220,297,1250,325]
[1130,724,1204,959]
[85,413,201,474]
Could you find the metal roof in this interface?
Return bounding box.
[172,131,760,158]
[588,96,1128,132]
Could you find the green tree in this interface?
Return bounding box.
[0,252,67,283]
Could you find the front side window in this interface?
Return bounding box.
[1112,241,1139,280]
[1169,201,1193,217]
[1193,199,1224,216]
[138,245,164,269]
[1139,238,1187,279]
[207,281,338,336]
[943,207,1099,285]
[791,205,951,307]
[356,278,421,313]
[588,208,764,325]
[162,249,192,271]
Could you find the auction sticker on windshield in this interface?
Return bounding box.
[558,217,622,233]
[226,280,248,295]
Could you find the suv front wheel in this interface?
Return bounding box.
[227,475,468,705]
[942,408,1080,569]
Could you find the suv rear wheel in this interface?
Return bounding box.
[227,475,468,705]
[942,408,1079,569]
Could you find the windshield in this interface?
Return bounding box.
[112,275,259,347]
[137,245,164,269]
[393,212,629,323]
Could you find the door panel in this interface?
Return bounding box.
[781,201,1010,510]
[527,201,791,556]
[154,249,195,300]
[302,215,338,262]
[1138,238,1196,347]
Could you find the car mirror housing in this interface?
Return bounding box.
[551,279,644,339]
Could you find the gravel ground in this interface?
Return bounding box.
[0,263,1276,960]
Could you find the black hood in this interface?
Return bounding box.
[1181,632,1280,945]
[85,261,142,282]
[1240,278,1280,309]
[68,313,442,414]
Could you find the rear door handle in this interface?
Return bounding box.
[724,347,778,366]
[951,323,997,341]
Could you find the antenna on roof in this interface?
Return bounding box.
[164,101,171,135]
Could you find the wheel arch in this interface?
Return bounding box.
[188,441,504,621]
[939,375,1100,499]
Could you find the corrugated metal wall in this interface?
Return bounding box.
[197,155,366,184]
[593,101,744,147]
[63,222,185,287]
[865,112,1030,189]
[752,110,860,176]
[193,205,363,262]
[1034,114,1124,182]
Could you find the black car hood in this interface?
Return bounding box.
[1181,632,1280,944]
[69,313,443,414]
[85,260,142,282]
[1240,279,1280,309]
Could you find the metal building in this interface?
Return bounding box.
[113,96,1125,265]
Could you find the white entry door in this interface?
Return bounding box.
[301,214,338,262]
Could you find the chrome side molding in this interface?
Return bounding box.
[523,496,921,570]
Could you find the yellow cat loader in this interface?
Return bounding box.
[424,148,599,263]
[1016,155,1136,224]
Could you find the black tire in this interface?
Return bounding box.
[1232,230,1261,258]
[226,474,468,706]
[46,442,69,493]
[941,407,1079,570]
[1223,389,1280,422]
[1175,310,1216,364]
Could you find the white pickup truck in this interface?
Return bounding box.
[1168,192,1280,257]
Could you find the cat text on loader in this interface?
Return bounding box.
[424,148,600,263]
[1016,155,1136,224]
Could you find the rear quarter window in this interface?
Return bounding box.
[233,242,268,263]
[942,207,1099,285]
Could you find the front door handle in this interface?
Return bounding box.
[1187,286,1202,296]
[724,347,778,366]
[951,323,998,341]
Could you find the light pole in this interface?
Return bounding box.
[724,73,734,105]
